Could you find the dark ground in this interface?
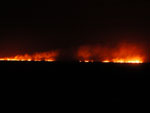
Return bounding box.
[0,61,149,110]
[1,61,149,77]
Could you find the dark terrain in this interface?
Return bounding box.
[1,61,149,77]
[0,61,149,110]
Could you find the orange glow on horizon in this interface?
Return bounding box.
[112,58,143,63]
[79,58,143,64]
[0,51,58,62]
[79,59,143,63]
[0,43,147,64]
[77,43,146,64]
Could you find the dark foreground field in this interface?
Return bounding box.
[0,61,149,78]
[0,61,149,110]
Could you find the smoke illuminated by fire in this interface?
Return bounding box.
[0,43,147,63]
[0,51,59,62]
[77,43,146,63]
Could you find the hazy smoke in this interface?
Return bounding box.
[77,42,147,62]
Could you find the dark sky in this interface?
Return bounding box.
[0,1,150,56]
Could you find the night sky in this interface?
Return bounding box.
[0,1,150,58]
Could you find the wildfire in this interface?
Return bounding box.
[102,60,110,63]
[111,58,143,63]
[102,59,143,64]
[77,43,145,64]
[0,51,59,62]
[0,43,146,63]
[79,60,94,63]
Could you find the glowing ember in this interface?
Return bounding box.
[0,51,58,62]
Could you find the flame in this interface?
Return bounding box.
[0,43,146,63]
[102,60,110,63]
[111,58,143,63]
[78,43,146,63]
[0,51,58,62]
[80,60,94,63]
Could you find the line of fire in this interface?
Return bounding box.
[0,51,59,62]
[0,43,148,63]
[77,43,147,64]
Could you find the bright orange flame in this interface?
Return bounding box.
[102,59,143,63]
[78,43,146,63]
[102,60,110,63]
[112,58,143,63]
[0,51,58,62]
[84,60,90,63]
[79,60,94,63]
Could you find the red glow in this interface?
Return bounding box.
[0,51,58,62]
[77,43,146,63]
